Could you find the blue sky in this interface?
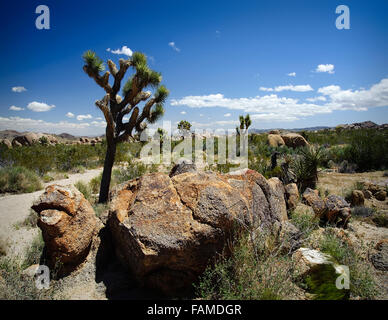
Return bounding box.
[0,0,387,135]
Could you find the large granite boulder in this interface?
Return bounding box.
[31,185,99,275]
[12,133,39,146]
[267,134,285,147]
[0,139,12,149]
[108,169,288,295]
[281,133,309,148]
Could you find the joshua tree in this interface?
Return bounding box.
[82,50,169,203]
[236,114,251,135]
[177,120,192,138]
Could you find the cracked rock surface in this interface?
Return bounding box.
[108,169,288,295]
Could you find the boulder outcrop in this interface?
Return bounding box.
[267,134,285,147]
[108,169,288,295]
[31,185,99,275]
[281,133,309,148]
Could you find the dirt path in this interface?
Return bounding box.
[0,168,102,259]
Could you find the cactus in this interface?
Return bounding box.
[82,51,169,203]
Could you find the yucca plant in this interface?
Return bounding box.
[82,50,169,203]
[236,114,252,135]
[292,145,325,192]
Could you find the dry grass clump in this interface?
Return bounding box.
[0,166,43,193]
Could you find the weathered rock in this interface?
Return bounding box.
[364,182,382,195]
[169,160,197,177]
[285,183,299,211]
[268,177,288,222]
[325,195,351,228]
[0,139,12,149]
[281,133,309,148]
[293,247,332,275]
[363,190,373,199]
[268,130,280,135]
[302,188,326,216]
[12,133,39,146]
[108,170,288,295]
[279,221,301,254]
[31,185,98,275]
[370,240,388,271]
[267,134,285,147]
[349,190,364,207]
[12,140,22,147]
[22,264,40,278]
[375,191,387,201]
[302,189,351,228]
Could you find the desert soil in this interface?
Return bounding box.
[0,168,103,259]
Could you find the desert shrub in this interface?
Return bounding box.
[92,203,109,218]
[0,166,43,193]
[319,230,379,299]
[0,233,59,300]
[290,211,319,240]
[14,209,39,230]
[196,229,298,300]
[42,174,54,183]
[112,158,147,184]
[351,206,376,218]
[371,212,388,228]
[22,233,45,269]
[74,181,92,201]
[89,173,102,194]
[340,129,388,171]
[338,160,357,173]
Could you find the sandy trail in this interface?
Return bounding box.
[0,168,102,258]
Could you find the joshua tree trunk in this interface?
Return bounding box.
[99,139,116,203]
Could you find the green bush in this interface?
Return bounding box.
[290,211,319,240]
[319,230,379,299]
[196,230,298,300]
[74,181,92,202]
[0,166,43,193]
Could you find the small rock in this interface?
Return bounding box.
[375,191,387,201]
[350,190,364,207]
[362,190,373,199]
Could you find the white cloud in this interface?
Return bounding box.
[27,101,55,112]
[171,78,388,123]
[306,96,327,102]
[224,113,231,117]
[9,106,24,111]
[77,114,93,121]
[107,46,133,57]
[168,42,180,52]
[260,84,313,92]
[287,72,296,77]
[66,112,75,118]
[180,111,186,115]
[259,87,274,92]
[316,64,335,74]
[12,86,27,93]
[317,85,341,95]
